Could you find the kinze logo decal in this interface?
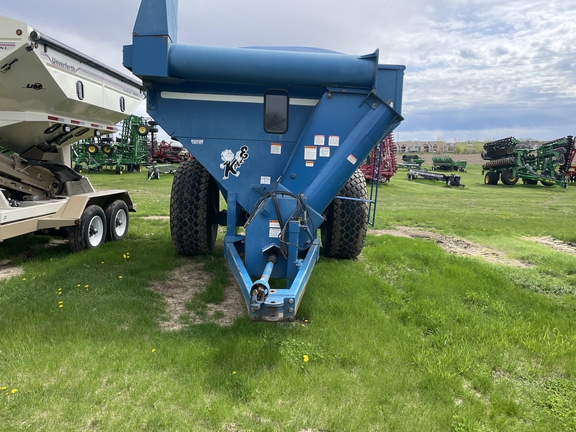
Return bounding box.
[220,145,249,179]
[25,83,44,90]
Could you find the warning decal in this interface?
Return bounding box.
[271,143,282,154]
[347,154,358,165]
[328,136,340,146]
[319,147,331,158]
[304,146,317,160]
[314,135,325,146]
[269,220,281,238]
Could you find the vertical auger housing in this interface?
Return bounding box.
[125,0,405,321]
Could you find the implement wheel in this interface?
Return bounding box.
[540,170,555,187]
[68,205,107,252]
[86,144,100,155]
[170,159,220,255]
[321,169,368,259]
[501,168,519,185]
[484,171,499,185]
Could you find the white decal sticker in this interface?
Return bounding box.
[319,147,331,158]
[314,135,325,146]
[328,135,340,146]
[347,154,358,165]
[260,176,271,185]
[304,146,317,160]
[269,220,281,238]
[191,139,204,145]
[220,145,249,179]
[270,143,282,154]
[306,161,314,167]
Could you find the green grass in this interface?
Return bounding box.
[1,165,576,431]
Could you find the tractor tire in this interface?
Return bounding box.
[500,168,519,185]
[484,171,499,185]
[115,165,122,175]
[102,145,114,155]
[170,158,220,255]
[104,200,129,241]
[68,205,107,252]
[321,169,368,259]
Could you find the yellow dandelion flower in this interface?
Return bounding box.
[77,284,81,287]
[0,387,6,390]
[151,348,156,353]
[123,254,127,259]
[303,355,309,363]
[22,278,26,281]
[11,389,17,394]
[59,304,63,308]
[232,371,237,375]
[119,275,123,279]
[85,284,89,288]
[101,261,104,264]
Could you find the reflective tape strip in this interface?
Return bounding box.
[161,92,318,106]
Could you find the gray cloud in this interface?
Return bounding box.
[3,0,576,141]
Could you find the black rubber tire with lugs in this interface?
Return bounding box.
[321,169,368,259]
[170,159,220,255]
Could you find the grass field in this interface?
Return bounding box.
[1,164,576,431]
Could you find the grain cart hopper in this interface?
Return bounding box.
[124,0,404,322]
[482,136,574,187]
[0,15,144,250]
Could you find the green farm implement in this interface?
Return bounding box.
[432,156,467,172]
[397,154,424,169]
[73,115,149,173]
[482,136,575,187]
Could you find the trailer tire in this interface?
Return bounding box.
[321,169,368,259]
[484,171,499,185]
[501,168,519,185]
[68,205,107,252]
[523,179,538,185]
[170,159,220,255]
[104,200,129,241]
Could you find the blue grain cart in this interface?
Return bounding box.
[124,0,405,322]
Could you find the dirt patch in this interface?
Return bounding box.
[524,237,576,256]
[371,226,531,268]
[147,261,246,330]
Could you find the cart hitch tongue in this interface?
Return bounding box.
[250,251,279,311]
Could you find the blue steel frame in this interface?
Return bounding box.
[124,0,405,322]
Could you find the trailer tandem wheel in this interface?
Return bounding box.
[68,205,107,252]
[321,169,368,259]
[170,159,220,255]
[104,200,129,241]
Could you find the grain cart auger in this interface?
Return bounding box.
[0,14,144,251]
[123,0,405,322]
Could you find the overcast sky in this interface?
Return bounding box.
[4,0,576,142]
